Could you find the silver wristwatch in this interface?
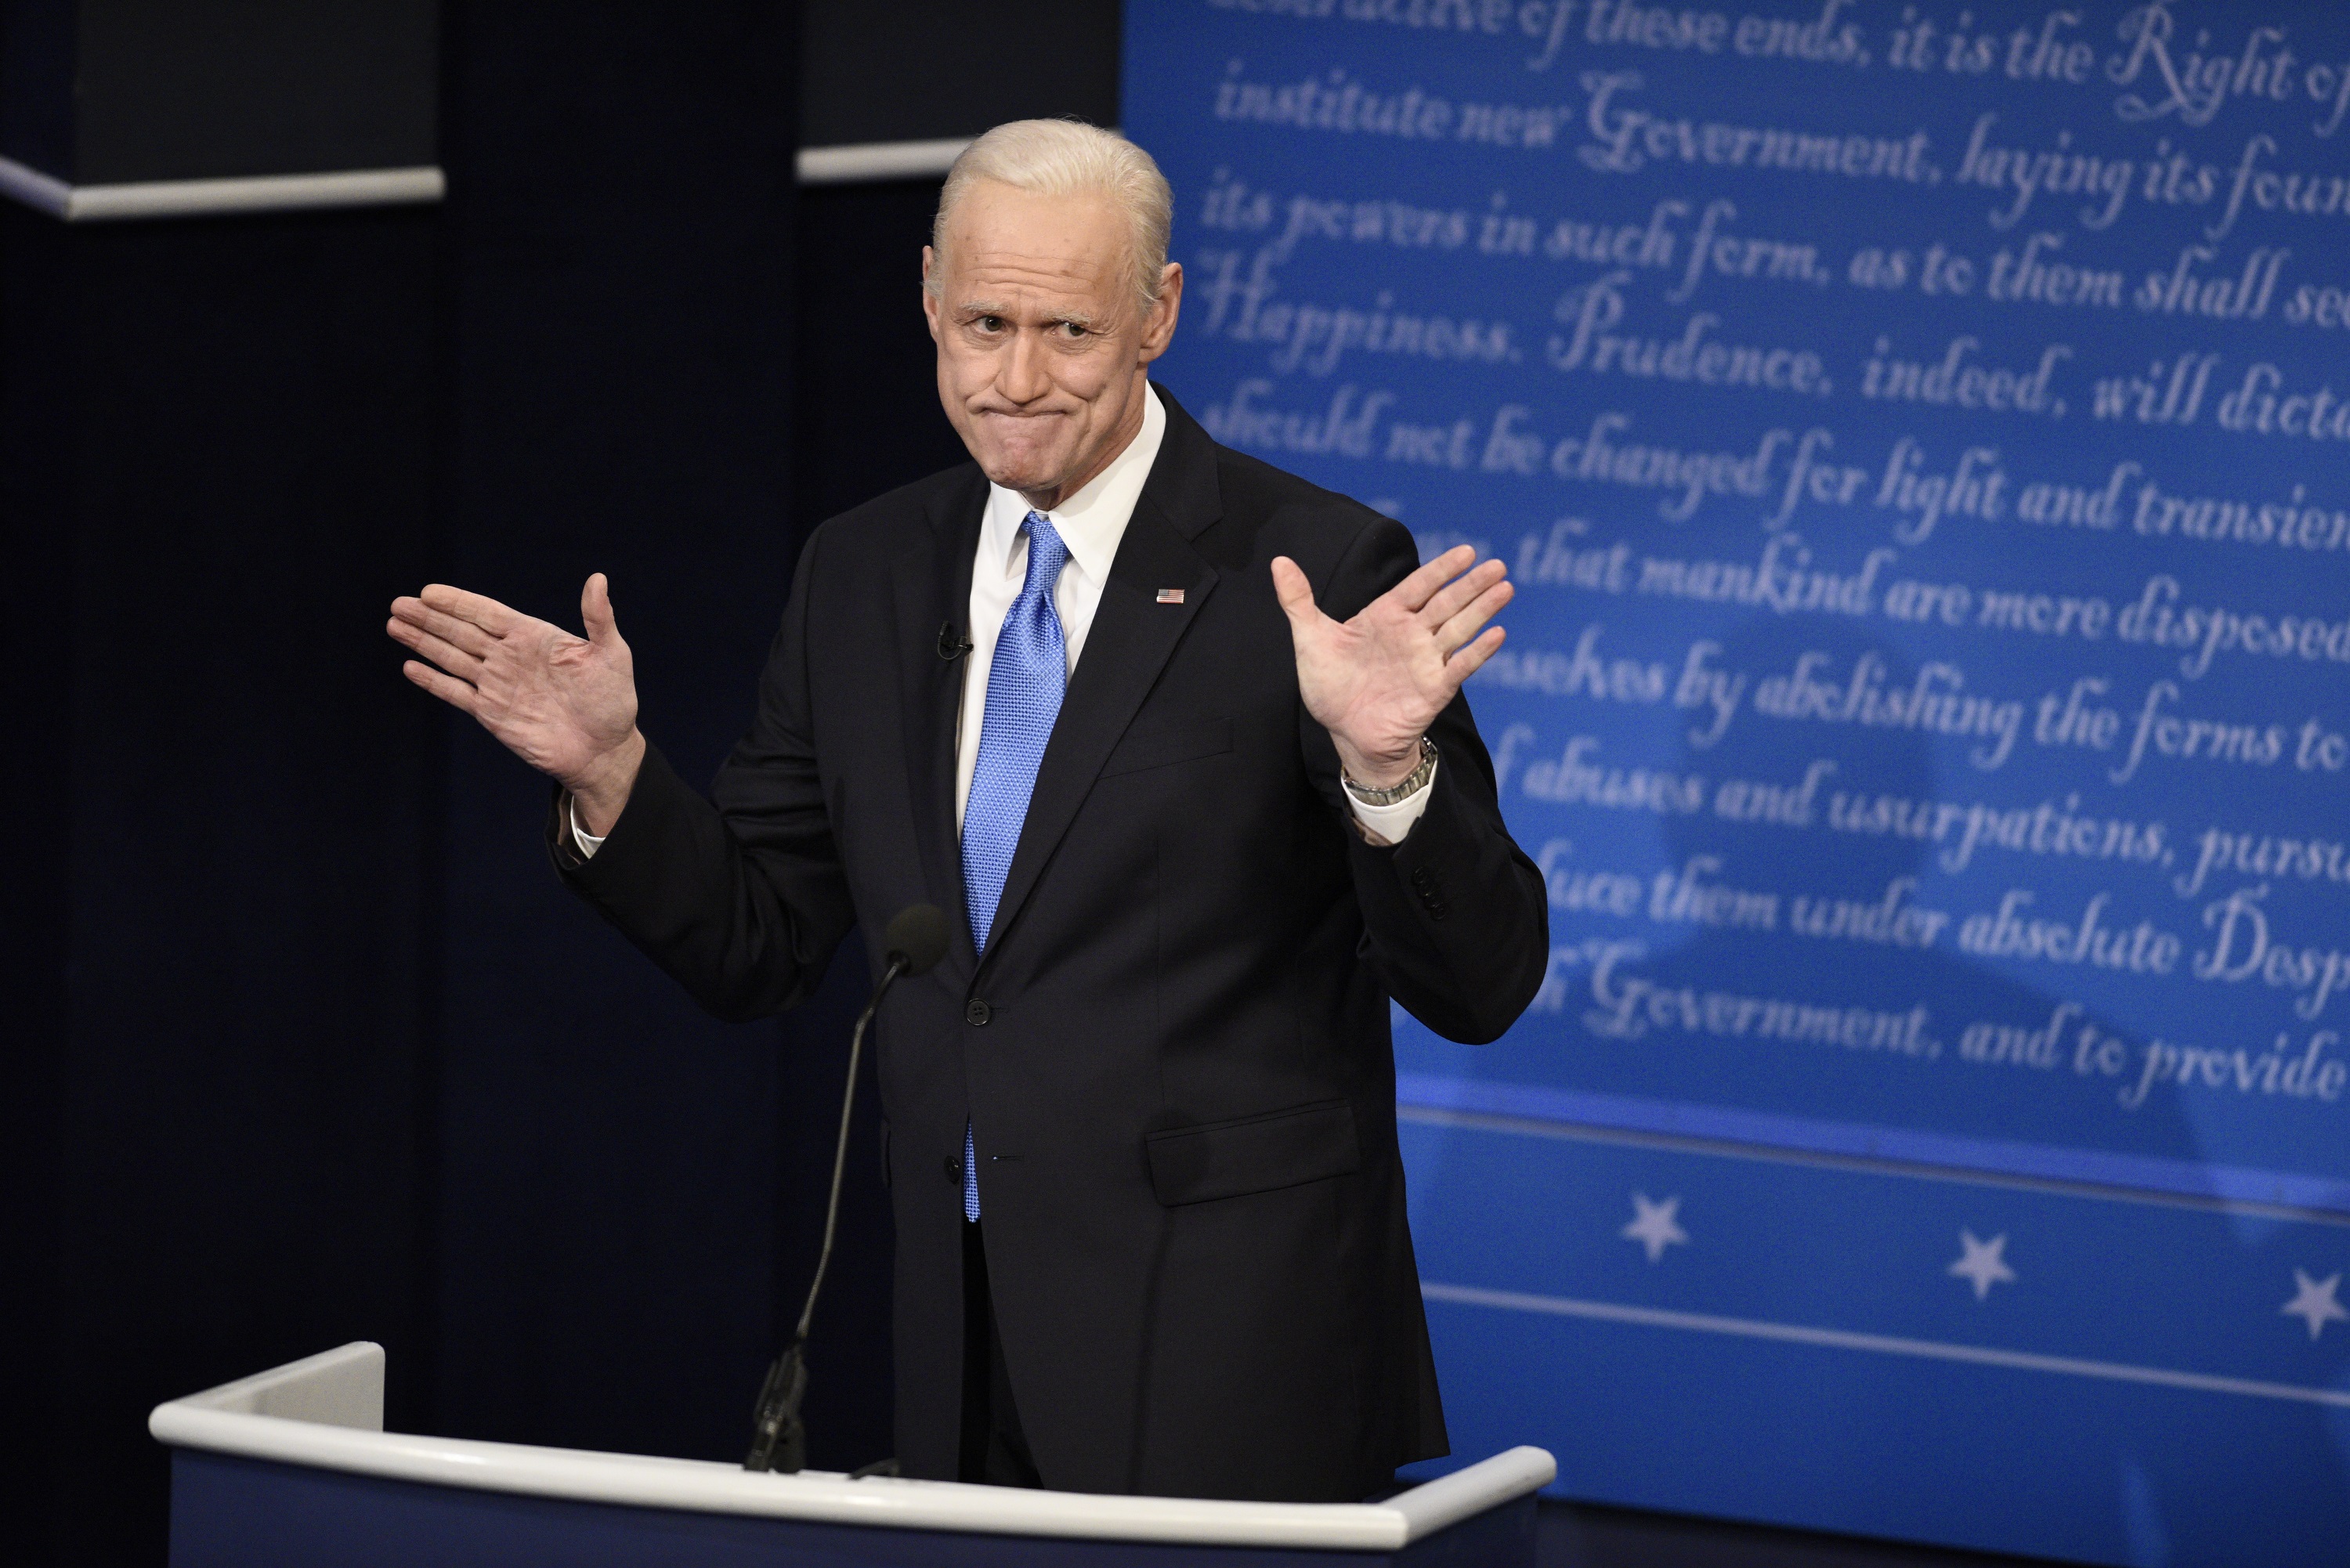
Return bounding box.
[1342,735,1438,806]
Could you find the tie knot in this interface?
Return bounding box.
[1022,511,1070,590]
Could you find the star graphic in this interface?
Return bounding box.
[1621,1193,1688,1264]
[2282,1270,2348,1342]
[1949,1230,2016,1300]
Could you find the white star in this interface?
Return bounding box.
[2282,1270,2348,1342]
[1621,1193,1688,1263]
[1949,1230,2016,1300]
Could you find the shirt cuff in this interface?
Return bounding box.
[569,795,606,859]
[1345,755,1436,847]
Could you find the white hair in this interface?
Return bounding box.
[928,120,1173,316]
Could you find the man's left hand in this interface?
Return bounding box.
[1271,544,1513,789]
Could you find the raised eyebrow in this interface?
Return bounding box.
[953,299,1102,331]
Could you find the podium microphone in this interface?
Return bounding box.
[747,904,950,1473]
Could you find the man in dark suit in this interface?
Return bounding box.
[389,121,1546,1502]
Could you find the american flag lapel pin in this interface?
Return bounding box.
[1156,587,1185,604]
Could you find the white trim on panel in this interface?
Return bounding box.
[794,130,1128,186]
[0,161,444,221]
[796,138,974,184]
[0,157,71,216]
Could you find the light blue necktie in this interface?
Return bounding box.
[959,511,1070,1221]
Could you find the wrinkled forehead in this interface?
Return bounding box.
[937,182,1131,313]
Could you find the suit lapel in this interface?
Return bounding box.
[891,471,988,959]
[980,391,1224,967]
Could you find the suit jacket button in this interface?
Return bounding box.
[1409,866,1437,894]
[1426,900,1451,922]
[944,1155,962,1182]
[965,999,992,1026]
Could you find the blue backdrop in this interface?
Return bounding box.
[1124,3,2350,1561]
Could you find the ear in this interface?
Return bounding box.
[1137,262,1183,364]
[920,246,942,343]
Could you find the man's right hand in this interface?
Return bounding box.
[389,573,645,835]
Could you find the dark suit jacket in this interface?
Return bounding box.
[552,388,1548,1501]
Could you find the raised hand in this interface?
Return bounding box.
[1271,544,1512,789]
[388,574,646,831]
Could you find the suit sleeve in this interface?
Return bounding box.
[1307,515,1549,1044]
[545,527,855,1022]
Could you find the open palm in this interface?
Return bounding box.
[1271,544,1513,788]
[387,574,644,806]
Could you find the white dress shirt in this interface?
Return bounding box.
[573,381,1430,857]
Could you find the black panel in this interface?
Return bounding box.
[0,199,442,1566]
[72,0,437,182]
[5,5,802,1562]
[425,1,797,1467]
[794,178,968,524]
[0,0,75,177]
[0,195,78,1563]
[799,0,1121,147]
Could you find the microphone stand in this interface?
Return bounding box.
[744,952,907,1473]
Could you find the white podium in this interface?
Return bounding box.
[150,1343,1553,1566]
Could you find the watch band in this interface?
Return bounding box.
[1342,735,1438,806]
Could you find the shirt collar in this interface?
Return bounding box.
[982,382,1166,584]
